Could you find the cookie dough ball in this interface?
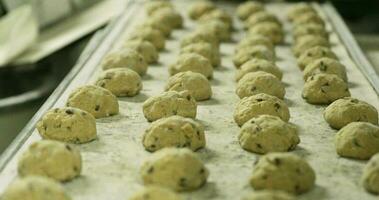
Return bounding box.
[324,97,378,129]
[293,24,328,42]
[237,1,265,21]
[181,42,220,67]
[302,74,350,104]
[239,115,299,154]
[140,148,209,192]
[1,176,70,200]
[248,22,283,45]
[181,30,219,50]
[145,1,173,16]
[169,53,213,78]
[101,49,148,76]
[198,9,233,30]
[233,45,275,68]
[303,58,347,82]
[234,93,290,126]
[123,40,158,64]
[188,1,215,20]
[362,153,379,194]
[250,153,316,194]
[236,34,275,53]
[235,59,282,81]
[293,12,325,28]
[293,35,330,57]
[140,19,172,38]
[152,8,183,29]
[143,116,206,152]
[18,140,81,181]
[95,68,142,97]
[236,71,285,99]
[335,122,379,160]
[142,90,197,122]
[165,71,212,101]
[287,3,316,22]
[245,11,281,30]
[128,27,165,50]
[36,107,97,143]
[66,85,119,118]
[129,186,182,200]
[197,19,231,42]
[297,46,337,70]
[242,190,296,200]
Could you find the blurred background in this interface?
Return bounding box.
[0,0,378,154]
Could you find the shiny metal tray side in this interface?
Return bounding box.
[0,1,378,200]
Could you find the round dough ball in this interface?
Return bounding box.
[181,30,219,50]
[362,153,379,194]
[244,11,281,30]
[242,190,296,200]
[95,68,142,97]
[18,140,81,181]
[128,27,166,50]
[287,3,316,22]
[235,59,282,81]
[145,1,173,16]
[123,40,159,64]
[303,58,347,82]
[293,24,328,42]
[293,35,330,57]
[198,9,233,30]
[101,49,148,76]
[233,45,275,68]
[239,115,299,154]
[250,153,316,194]
[142,116,206,152]
[237,1,265,21]
[297,46,337,70]
[236,71,285,99]
[66,85,119,118]
[142,90,197,122]
[324,97,378,129]
[36,107,97,143]
[140,19,172,38]
[248,22,283,45]
[1,176,70,200]
[152,8,183,29]
[302,74,350,104]
[197,19,231,42]
[236,34,275,54]
[165,71,212,101]
[140,148,209,192]
[335,122,379,160]
[129,186,182,200]
[169,53,213,78]
[293,12,325,28]
[234,93,290,126]
[188,1,215,20]
[181,42,220,67]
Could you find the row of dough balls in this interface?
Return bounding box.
[289,3,379,195]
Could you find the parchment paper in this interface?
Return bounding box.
[0,1,378,200]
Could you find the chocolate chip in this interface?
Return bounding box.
[65,109,74,115]
[179,177,187,188]
[251,86,257,91]
[256,126,262,132]
[147,167,154,174]
[353,138,361,147]
[199,168,205,174]
[295,184,301,192]
[186,95,191,101]
[73,166,79,172]
[256,143,262,149]
[150,144,156,149]
[173,110,177,115]
[274,103,281,110]
[256,98,263,102]
[95,105,100,111]
[273,158,281,166]
[66,145,72,151]
[350,99,359,103]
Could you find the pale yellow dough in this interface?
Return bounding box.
[239,115,299,154]
[293,24,328,42]
[36,107,97,143]
[169,53,213,78]
[303,57,347,82]
[248,22,283,45]
[198,9,233,30]
[197,19,231,42]
[142,116,206,152]
[236,1,264,21]
[66,85,119,118]
[250,153,316,194]
[362,153,379,194]
[293,35,330,57]
[101,49,148,76]
[233,45,275,68]
[242,190,296,200]
[142,90,197,122]
[244,11,281,30]
[140,148,209,192]
[123,40,159,64]
[287,3,316,22]
[18,140,81,182]
[181,42,220,67]
[235,58,282,81]
[297,46,337,70]
[180,30,219,50]
[188,1,215,20]
[151,8,183,29]
[128,27,166,51]
[235,34,275,54]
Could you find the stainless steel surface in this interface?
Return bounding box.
[0,1,378,199]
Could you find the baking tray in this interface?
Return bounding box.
[1,1,379,199]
